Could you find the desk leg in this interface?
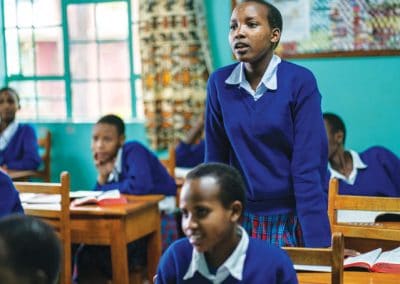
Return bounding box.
[110,219,129,284]
[146,210,162,281]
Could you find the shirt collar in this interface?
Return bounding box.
[0,120,19,150]
[183,226,249,282]
[329,150,368,185]
[225,54,281,91]
[107,147,123,182]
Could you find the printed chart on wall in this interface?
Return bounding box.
[232,0,400,57]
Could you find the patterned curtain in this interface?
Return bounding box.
[139,0,212,150]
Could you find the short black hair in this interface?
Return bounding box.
[323,112,346,144]
[242,0,283,44]
[96,114,125,136]
[0,215,61,284]
[0,86,20,104]
[186,163,246,215]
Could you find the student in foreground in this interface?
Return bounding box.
[155,163,298,283]
[0,87,41,171]
[76,114,177,283]
[324,112,400,197]
[204,0,330,247]
[0,214,61,284]
[0,170,23,218]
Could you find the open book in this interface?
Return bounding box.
[71,189,127,206]
[344,247,400,273]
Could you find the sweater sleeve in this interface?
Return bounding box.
[377,147,400,196]
[0,172,24,217]
[290,70,331,247]
[204,73,231,163]
[7,125,41,170]
[95,143,176,196]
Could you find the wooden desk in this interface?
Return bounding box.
[7,169,37,180]
[297,271,399,284]
[70,194,163,283]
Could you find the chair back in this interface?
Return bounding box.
[328,178,400,243]
[160,145,176,178]
[283,232,344,284]
[36,130,52,182]
[14,171,71,284]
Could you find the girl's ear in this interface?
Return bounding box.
[119,134,126,147]
[270,28,281,45]
[334,131,344,145]
[230,200,243,223]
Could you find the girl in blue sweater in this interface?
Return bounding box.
[324,112,400,197]
[156,163,297,283]
[0,87,41,171]
[205,0,330,248]
[76,114,177,283]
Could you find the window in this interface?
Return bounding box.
[2,0,143,121]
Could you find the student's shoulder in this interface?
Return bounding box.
[361,146,399,161]
[248,238,290,261]
[279,60,315,80]
[162,238,192,260]
[17,123,36,133]
[209,62,240,81]
[123,140,150,152]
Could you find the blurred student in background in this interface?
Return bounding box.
[0,215,61,284]
[0,87,41,172]
[76,114,177,284]
[324,112,400,197]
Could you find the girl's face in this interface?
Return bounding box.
[180,176,241,262]
[91,123,124,164]
[324,120,344,159]
[229,2,280,64]
[0,90,19,124]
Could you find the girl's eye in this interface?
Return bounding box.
[230,23,237,30]
[196,207,209,218]
[248,22,258,28]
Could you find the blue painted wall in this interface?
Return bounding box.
[34,122,148,189]
[206,0,400,157]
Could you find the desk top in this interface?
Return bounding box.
[7,169,37,180]
[70,194,164,216]
[297,271,399,284]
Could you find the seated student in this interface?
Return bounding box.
[0,170,23,218]
[156,163,298,283]
[0,87,41,171]
[175,113,205,168]
[0,214,61,284]
[324,112,400,196]
[76,114,177,284]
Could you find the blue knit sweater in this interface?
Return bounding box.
[156,237,298,283]
[331,146,400,197]
[0,124,41,170]
[94,141,176,196]
[205,61,331,247]
[0,171,23,218]
[175,139,205,168]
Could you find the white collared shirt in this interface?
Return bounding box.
[0,120,19,150]
[107,148,122,182]
[183,226,249,283]
[329,150,368,185]
[225,54,281,101]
